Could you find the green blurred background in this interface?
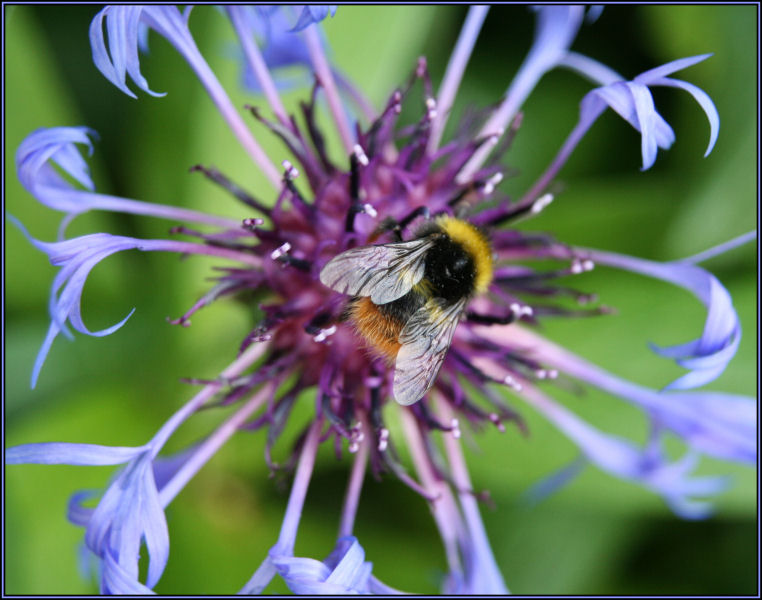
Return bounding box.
[5,5,757,594]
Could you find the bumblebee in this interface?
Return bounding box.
[319,215,493,405]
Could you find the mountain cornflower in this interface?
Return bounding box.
[6,5,756,595]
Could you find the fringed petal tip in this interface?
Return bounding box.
[90,6,175,98]
[582,53,719,170]
[17,127,99,203]
[587,248,742,391]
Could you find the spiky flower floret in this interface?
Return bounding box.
[7,5,756,595]
[166,70,605,468]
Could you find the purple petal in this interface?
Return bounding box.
[6,442,148,465]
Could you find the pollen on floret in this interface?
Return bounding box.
[436,216,493,294]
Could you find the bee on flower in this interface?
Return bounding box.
[6,5,756,595]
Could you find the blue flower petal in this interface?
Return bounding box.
[6,442,148,465]
[633,53,713,85]
[655,77,719,157]
[90,6,164,98]
[523,456,588,506]
[85,453,169,591]
[519,385,738,518]
[290,5,337,32]
[581,53,716,169]
[16,127,98,213]
[102,549,156,594]
[585,247,742,389]
[265,536,396,594]
[68,490,98,527]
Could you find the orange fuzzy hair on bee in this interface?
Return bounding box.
[346,297,403,361]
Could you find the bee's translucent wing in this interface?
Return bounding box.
[393,297,466,405]
[319,238,433,304]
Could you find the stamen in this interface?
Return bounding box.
[416,56,427,78]
[353,144,369,166]
[313,325,337,343]
[242,217,264,231]
[281,159,299,180]
[530,193,554,214]
[488,412,506,433]
[425,97,437,120]
[450,418,461,439]
[509,302,534,318]
[378,428,390,452]
[503,374,523,391]
[348,423,364,454]
[393,90,403,114]
[482,172,504,195]
[535,368,556,380]
[362,203,378,218]
[270,243,291,260]
[571,258,595,274]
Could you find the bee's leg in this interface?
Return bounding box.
[369,206,430,242]
[466,311,517,325]
[396,206,430,236]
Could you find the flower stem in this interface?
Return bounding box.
[428,5,489,154]
[277,419,323,554]
[183,43,282,187]
[338,431,368,538]
[437,398,509,594]
[70,191,242,229]
[227,7,292,130]
[138,239,263,268]
[400,408,464,575]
